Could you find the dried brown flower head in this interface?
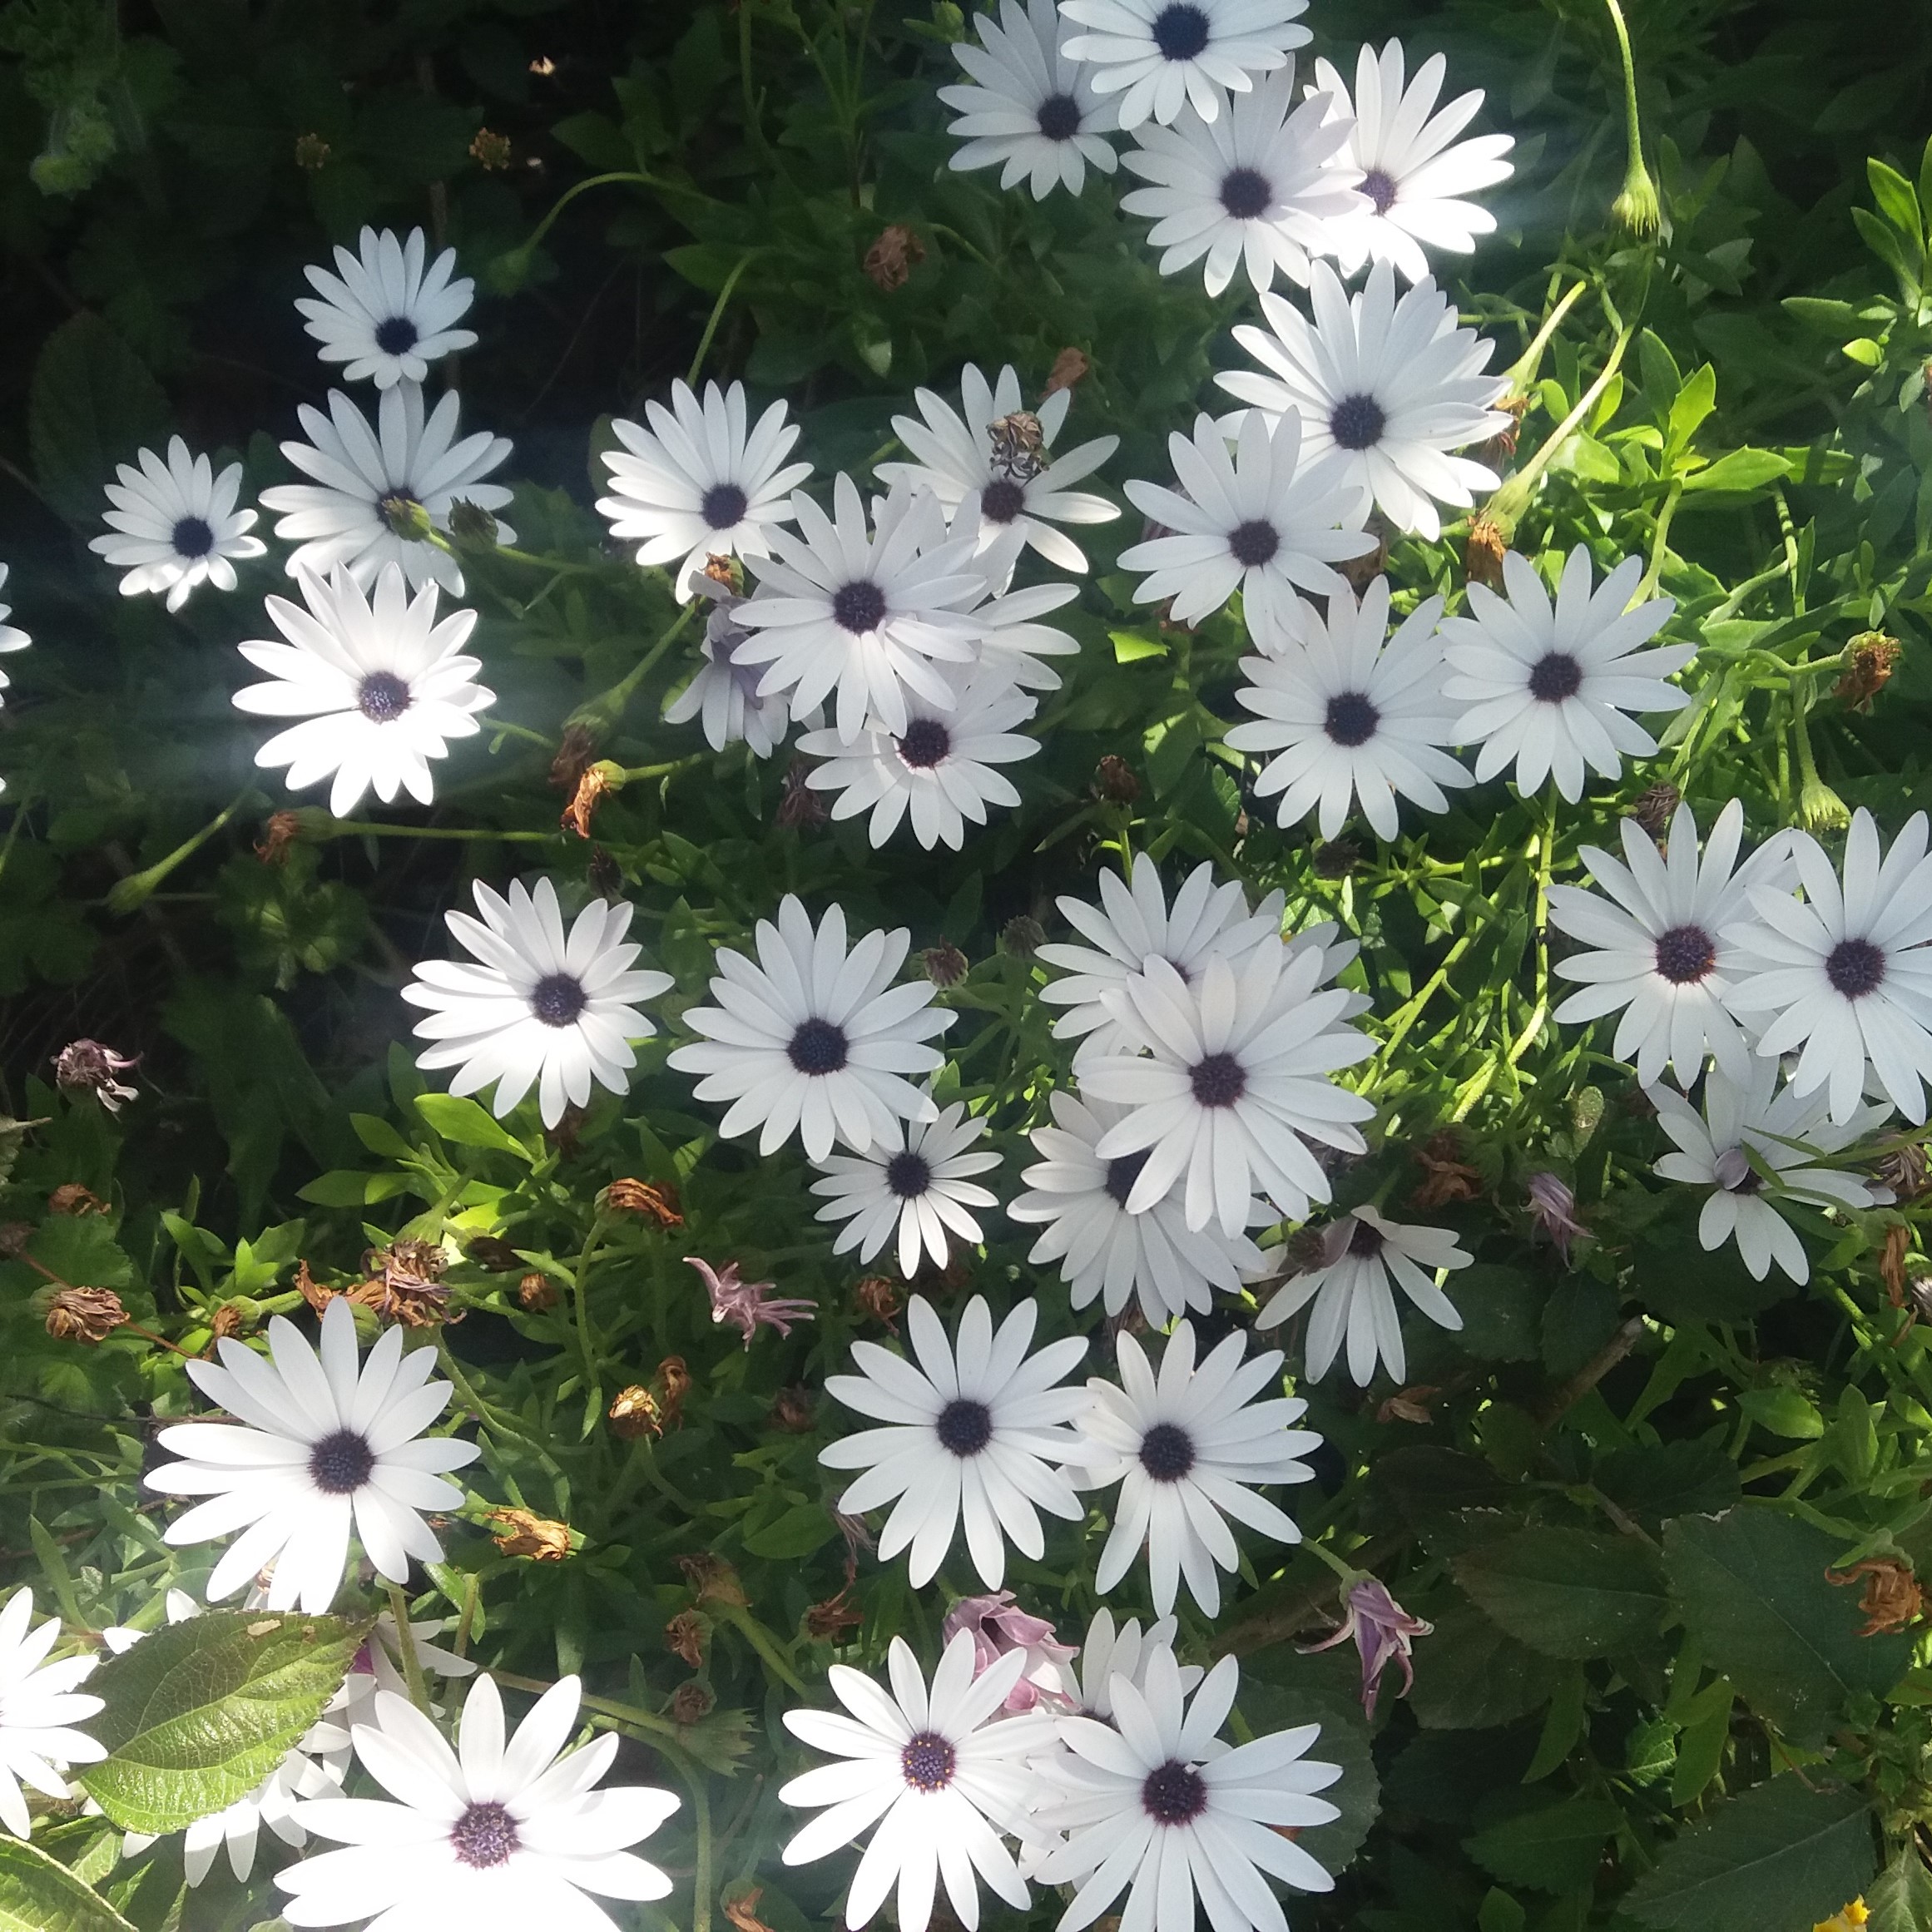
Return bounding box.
[855,1274,901,1330]
[211,1303,246,1340]
[518,1270,558,1311]
[1881,1224,1914,1307]
[923,943,969,988]
[487,1508,573,1562]
[256,810,303,864]
[1410,1131,1483,1210]
[654,1355,692,1432]
[549,724,600,796]
[770,1385,816,1433]
[679,1552,749,1608]
[465,1235,524,1272]
[724,1886,777,1932]
[1624,782,1681,838]
[469,128,513,171]
[776,755,830,828]
[608,1385,661,1440]
[44,1286,130,1345]
[560,762,613,840]
[349,1240,451,1328]
[1835,632,1902,713]
[702,552,742,591]
[1479,394,1531,467]
[805,1590,865,1642]
[1377,1385,1438,1425]
[665,1609,707,1667]
[1043,347,1091,396]
[671,1682,715,1726]
[53,1041,140,1114]
[1464,512,1508,589]
[48,1183,107,1216]
[1829,1556,1923,1635]
[294,132,332,171]
[1876,1139,1930,1201]
[1095,754,1142,804]
[603,1177,683,1226]
[295,1259,334,1315]
[863,224,925,292]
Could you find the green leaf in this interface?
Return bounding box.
[78,1611,368,1834]
[1682,449,1793,494]
[1596,1441,1741,1524]
[1454,1528,1669,1658]
[1664,1511,1912,1742]
[0,1836,136,1932]
[27,313,171,527]
[1408,1601,1562,1730]
[295,1170,410,1207]
[1668,364,1718,448]
[1449,1265,1543,1362]
[1736,1387,1825,1439]
[1869,156,1925,248]
[414,1093,533,1160]
[1622,1778,1876,1932]
[742,1506,839,1560]
[1465,1797,1623,1894]
[1869,1845,1932,1932]
[1782,296,1865,332]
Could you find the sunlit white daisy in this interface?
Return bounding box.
[1257,1206,1470,1385]
[1225,577,1471,838]
[780,1630,1053,1932]
[664,574,805,757]
[597,379,811,599]
[404,877,671,1129]
[278,1673,679,1931]
[1310,42,1515,283]
[1047,1608,1201,1720]
[1122,411,1373,651]
[667,894,954,1159]
[295,226,477,389]
[811,1097,1002,1277]
[1060,0,1311,130]
[1032,1648,1340,1929]
[973,564,1084,687]
[260,382,515,596]
[0,565,28,723]
[1120,67,1361,297]
[1082,945,1375,1235]
[146,1297,481,1615]
[1726,808,1932,1125]
[941,0,1120,201]
[1649,1060,1894,1284]
[0,1588,104,1840]
[1072,1321,1320,1616]
[798,663,1040,850]
[329,1608,477,1734]
[1217,259,1508,541]
[1439,546,1692,805]
[1008,1091,1268,1325]
[1549,797,1796,1086]
[231,562,493,819]
[87,437,265,612]
[876,364,1120,573]
[821,1294,1088,1588]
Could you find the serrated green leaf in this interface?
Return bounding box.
[1454,1528,1668,1658]
[1869,1845,1932,1932]
[413,1094,533,1160]
[0,1836,136,1932]
[1465,1797,1622,1894]
[1408,1601,1561,1730]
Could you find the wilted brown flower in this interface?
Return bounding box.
[469,128,513,170]
[1627,782,1682,838]
[679,1553,749,1608]
[211,1302,246,1340]
[465,1235,524,1272]
[665,1609,707,1667]
[863,224,925,291]
[702,552,742,591]
[529,55,557,77]
[549,723,600,796]
[47,1183,107,1216]
[923,943,969,988]
[770,1385,815,1433]
[1876,1139,1930,1201]
[349,1239,451,1328]
[1479,394,1532,467]
[655,1355,692,1431]
[671,1682,715,1726]
[487,1507,573,1562]
[603,1177,682,1226]
[44,1286,130,1344]
[805,1590,865,1642]
[560,762,612,839]
[1835,632,1902,713]
[1410,1131,1483,1210]
[518,1270,558,1311]
[256,810,302,864]
[295,1259,335,1315]
[724,1885,777,1932]
[855,1275,901,1330]
[294,132,332,171]
[1377,1385,1438,1424]
[1829,1556,1923,1635]
[1002,914,1045,959]
[1881,1224,1913,1307]
[1311,840,1360,879]
[1095,754,1142,804]
[1465,513,1508,588]
[776,755,829,828]
[1043,347,1092,396]
[608,1385,661,1440]
[53,1041,140,1114]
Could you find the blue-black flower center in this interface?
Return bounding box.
[1189,1051,1246,1108]
[832,580,888,634]
[1528,651,1583,703]
[1142,1759,1208,1825]
[1152,2,1211,60]
[1036,92,1082,141]
[1220,166,1272,220]
[308,1428,375,1494]
[1105,1148,1151,1208]
[701,482,750,530]
[171,515,215,558]
[895,717,951,770]
[1325,691,1380,747]
[1229,519,1280,568]
[1363,167,1399,215]
[900,1731,957,1791]
[981,476,1028,523]
[787,1017,850,1075]
[1139,1420,1196,1483]
[1348,1217,1385,1258]
[935,1398,993,1458]
[1653,924,1716,986]
[1826,937,1886,999]
[374,315,420,356]
[449,1800,518,1869]
[885,1150,933,1199]
[530,973,588,1028]
[357,671,412,722]
[1330,393,1387,451]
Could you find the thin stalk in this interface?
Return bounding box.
[688,255,756,387]
[1636,479,1684,603]
[691,1774,714,1932]
[1480,320,1637,537]
[1602,0,1660,236]
[567,603,701,735]
[1533,784,1559,1013]
[1504,280,1589,393]
[104,789,254,913]
[320,820,558,844]
[384,1581,433,1715]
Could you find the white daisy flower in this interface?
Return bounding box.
[87,437,265,612]
[0,565,29,724]
[1081,944,1376,1236]
[1439,546,1693,804]
[798,663,1041,850]
[1649,1060,1894,1284]
[1048,1608,1201,1720]
[1548,798,1796,1087]
[821,1294,1089,1588]
[1008,1091,1268,1325]
[1310,42,1515,284]
[145,1297,481,1615]
[1072,1321,1320,1616]
[1120,67,1362,298]
[277,1673,679,1931]
[811,1097,1002,1277]
[1726,808,1932,1125]
[596,379,811,599]
[1121,410,1373,651]
[734,476,989,741]
[667,894,954,1160]
[973,567,1085,690]
[1217,259,1508,541]
[1257,1206,1471,1385]
[231,562,493,819]
[1059,0,1311,130]
[260,381,515,596]
[403,877,671,1129]
[940,0,1120,201]
[1224,577,1472,839]
[328,1609,477,1735]
[0,1588,104,1840]
[295,226,478,389]
[1032,1648,1340,1928]
[780,1630,1054,1932]
[876,364,1120,574]
[664,575,805,757]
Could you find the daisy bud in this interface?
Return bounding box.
[1001,913,1045,959]
[671,1682,715,1725]
[608,1385,661,1439]
[922,942,969,988]
[1799,766,1851,835]
[47,1182,108,1216]
[855,1274,900,1328]
[1464,511,1508,588]
[42,1285,130,1344]
[679,1553,749,1608]
[518,1270,557,1310]
[1612,156,1662,239]
[446,498,501,550]
[1095,752,1141,802]
[379,491,435,542]
[862,223,925,291]
[665,1609,707,1667]
[1835,632,1901,713]
[486,1506,574,1562]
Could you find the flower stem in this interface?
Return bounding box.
[384,1580,433,1716]
[688,254,757,388]
[691,1772,715,1932]
[1602,0,1661,236]
[567,602,701,736]
[1504,280,1589,394]
[1482,318,1636,538]
[104,789,255,913]
[317,820,558,844]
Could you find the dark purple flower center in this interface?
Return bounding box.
[1220,166,1272,220]
[884,1150,932,1199]
[1152,3,1211,60]
[1036,93,1082,141]
[531,973,587,1028]
[701,482,750,530]
[1139,1420,1195,1482]
[1142,1759,1208,1825]
[374,315,419,356]
[901,1732,957,1791]
[1229,519,1280,568]
[831,580,888,634]
[1528,651,1583,703]
[449,1800,518,1869]
[1826,937,1886,999]
[935,1398,993,1458]
[1325,691,1380,747]
[1363,168,1398,214]
[788,1017,849,1075]
[309,1428,375,1494]
[897,718,951,769]
[1330,393,1386,451]
[982,476,1028,523]
[1653,924,1716,986]
[1348,1218,1385,1258]
[171,515,215,558]
[357,670,412,722]
[1105,1148,1151,1207]
[1190,1052,1246,1108]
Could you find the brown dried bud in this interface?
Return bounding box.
[671,1682,716,1725]
[550,724,600,796]
[1629,782,1682,838]
[1877,1139,1930,1201]
[1479,394,1532,468]
[44,1286,131,1345]
[469,128,513,171]
[256,810,303,864]
[1377,1385,1438,1425]
[1311,840,1360,879]
[922,944,969,988]
[561,762,613,840]
[1881,1222,1913,1307]
[1410,1130,1484,1210]
[295,1260,336,1315]
[294,132,332,171]
[1829,1555,1923,1635]
[665,1608,708,1667]
[487,1507,574,1562]
[1095,754,1142,804]
[211,1302,246,1340]
[724,1886,777,1932]
[1464,513,1508,589]
[702,552,742,591]
[776,755,829,828]
[863,223,925,292]
[855,1275,901,1330]
[770,1385,816,1433]
[48,1183,107,1216]
[655,1355,692,1432]
[805,1591,865,1642]
[1835,632,1902,713]
[1338,514,1391,594]
[518,1270,557,1310]
[608,1384,661,1440]
[0,1222,33,1259]
[1001,914,1046,959]
[588,845,624,899]
[347,1240,452,1329]
[465,1235,524,1272]
[602,1177,683,1226]
[679,1552,749,1608]
[1043,347,1092,397]
[1276,1224,1330,1276]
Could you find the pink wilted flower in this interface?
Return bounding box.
[1302,1576,1433,1719]
[1525,1171,1586,1263]
[941,1591,1078,1714]
[685,1256,817,1347]
[53,1039,140,1113]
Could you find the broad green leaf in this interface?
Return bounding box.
[1454,1528,1669,1658]
[1869,1845,1932,1932]
[1596,1440,1741,1524]
[1736,1386,1825,1439]
[414,1093,533,1160]
[742,1505,839,1560]
[1622,1778,1876,1932]
[78,1611,368,1834]
[296,1170,411,1207]
[1465,1797,1622,1893]
[350,1113,414,1161]
[1668,364,1717,447]
[1408,1602,1561,1730]
[1868,156,1924,248]
[0,1836,136,1932]
[1682,449,1793,494]
[27,313,171,526]
[1781,296,1865,332]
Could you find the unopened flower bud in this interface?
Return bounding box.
[294,132,331,171]
[47,1183,108,1216]
[518,1271,557,1310]
[1095,754,1141,804]
[608,1385,661,1439]
[469,128,513,171]
[1629,782,1681,837]
[446,499,500,550]
[922,943,968,988]
[671,1682,715,1725]
[1001,914,1045,959]
[379,492,435,542]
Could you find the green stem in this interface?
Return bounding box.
[1505,280,1589,394]
[1376,929,1479,1068]
[691,1772,714,1932]
[567,603,701,735]
[384,1581,433,1716]
[492,1671,685,1744]
[1533,784,1559,1013]
[104,789,254,913]
[318,820,558,844]
[688,255,756,388]
[1637,479,1684,604]
[717,1604,810,1696]
[1602,0,1660,235]
[477,716,557,750]
[1485,318,1637,533]
[511,172,672,268]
